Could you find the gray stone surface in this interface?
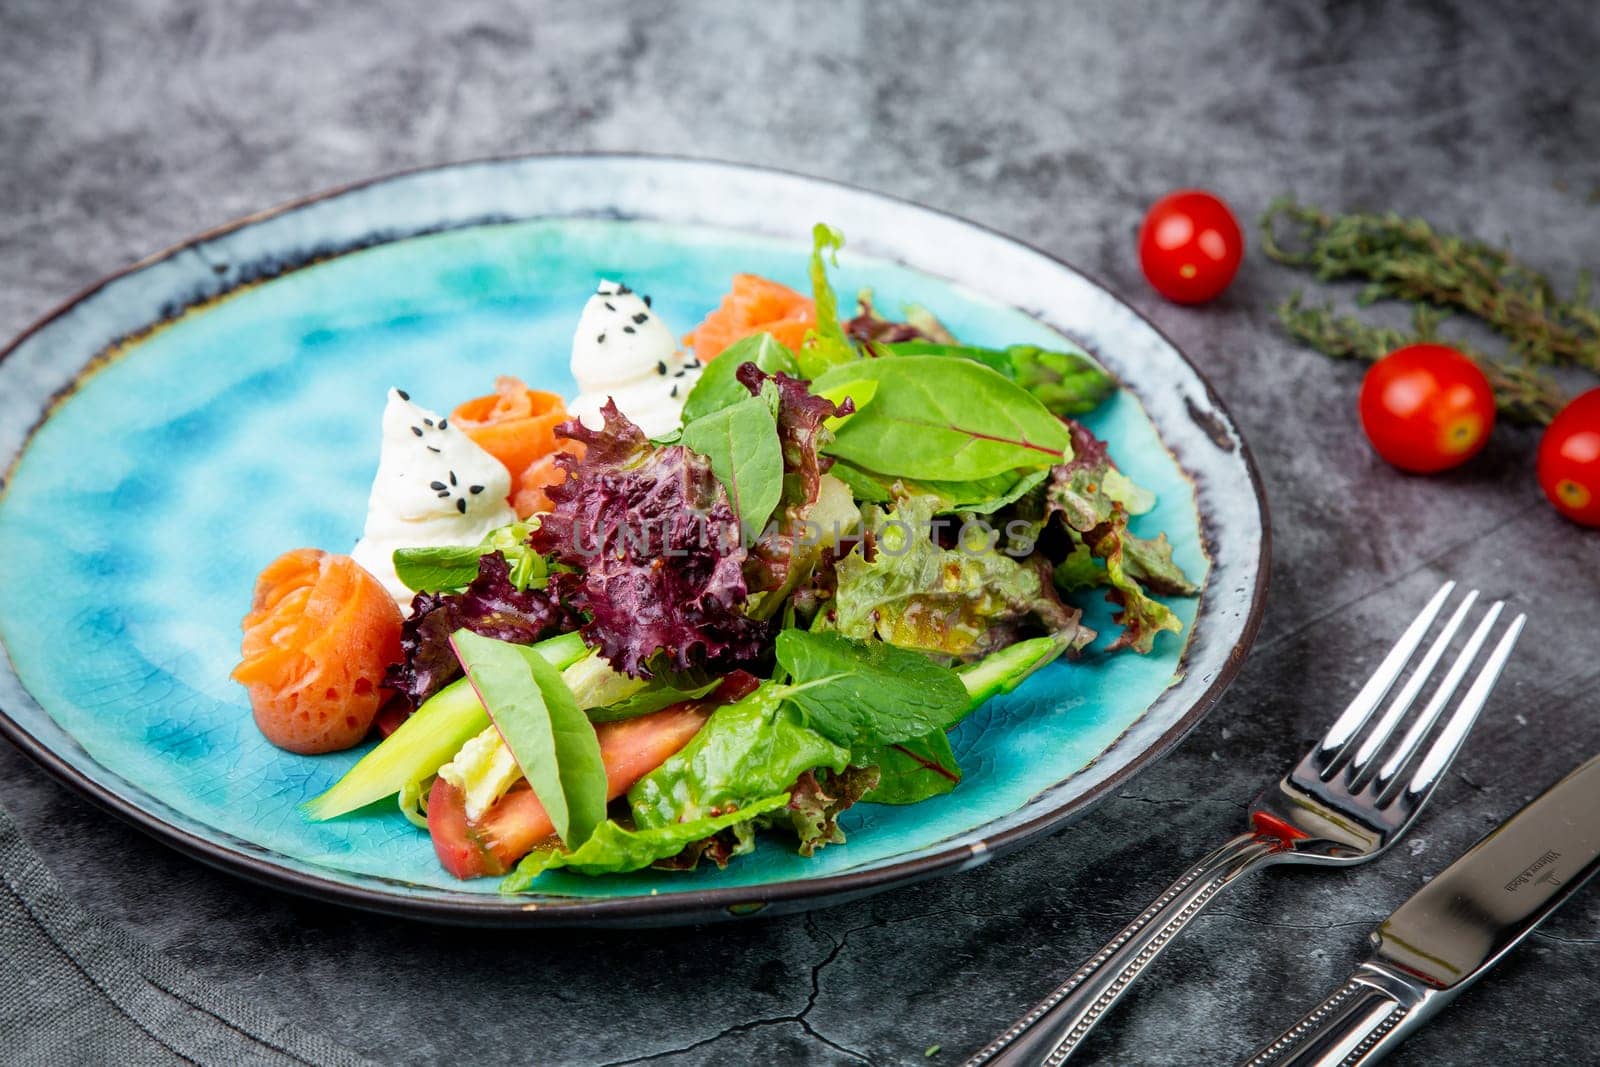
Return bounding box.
[2,1,1598,1063]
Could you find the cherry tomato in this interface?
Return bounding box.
[1538,388,1600,527]
[1137,190,1244,304]
[1358,344,1495,473]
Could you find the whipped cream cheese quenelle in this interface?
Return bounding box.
[567,280,702,438]
[351,388,516,603]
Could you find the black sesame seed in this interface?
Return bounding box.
[422,418,433,427]
[430,481,447,490]
[456,498,467,514]
[632,312,648,324]
[674,369,686,378]
[449,471,457,486]
[623,325,635,334]
[396,389,410,400]
[410,426,423,437]
[438,418,447,429]
[617,284,633,295]
[656,360,668,375]
[436,490,451,498]
[604,301,615,311]
[597,332,606,343]
[427,446,441,453]
[469,485,484,494]
[643,295,652,307]
[670,384,679,398]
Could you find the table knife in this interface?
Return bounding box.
[1241,750,1600,1066]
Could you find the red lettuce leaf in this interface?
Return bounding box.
[529,402,772,678]
[732,365,856,606]
[783,765,881,856]
[1043,419,1195,653]
[734,364,851,511]
[385,552,574,710]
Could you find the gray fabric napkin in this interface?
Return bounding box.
[0,802,375,1067]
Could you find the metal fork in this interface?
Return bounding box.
[965,581,1526,1067]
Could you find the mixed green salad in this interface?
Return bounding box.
[236,224,1196,890]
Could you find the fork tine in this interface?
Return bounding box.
[1395,613,1526,803]
[1347,590,1478,779]
[1371,601,1504,795]
[1319,580,1455,763]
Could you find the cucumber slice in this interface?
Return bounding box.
[956,634,1069,708]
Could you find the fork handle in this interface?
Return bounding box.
[965,832,1282,1066]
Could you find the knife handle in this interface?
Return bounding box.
[1240,965,1434,1067]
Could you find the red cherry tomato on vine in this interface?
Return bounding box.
[1358,344,1495,473]
[1138,190,1244,304]
[1538,388,1600,527]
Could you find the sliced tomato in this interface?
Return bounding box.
[429,703,717,879]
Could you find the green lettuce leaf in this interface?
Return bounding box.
[825,461,894,504]
[1051,541,1103,592]
[1119,529,1196,599]
[1093,525,1184,654]
[500,793,791,888]
[680,333,800,422]
[877,341,1116,417]
[680,391,785,546]
[627,682,850,830]
[829,465,1050,515]
[858,731,962,805]
[451,630,607,849]
[1042,421,1197,653]
[584,678,721,724]
[775,630,969,748]
[810,356,1074,481]
[796,223,857,379]
[824,494,1093,659]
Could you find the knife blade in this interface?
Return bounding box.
[1241,751,1600,1067]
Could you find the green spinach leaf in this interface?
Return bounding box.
[878,341,1116,417]
[585,678,721,724]
[393,545,492,594]
[628,683,850,829]
[775,630,970,748]
[858,731,962,805]
[811,356,1073,481]
[500,793,791,887]
[680,333,800,422]
[831,465,1051,514]
[827,461,894,503]
[680,393,785,545]
[451,630,607,849]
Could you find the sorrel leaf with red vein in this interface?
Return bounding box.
[809,355,1075,481]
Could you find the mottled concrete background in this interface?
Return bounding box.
[3,2,1598,1064]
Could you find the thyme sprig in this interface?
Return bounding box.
[1277,294,1567,425]
[1262,198,1600,373]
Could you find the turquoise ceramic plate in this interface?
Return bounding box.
[0,156,1267,925]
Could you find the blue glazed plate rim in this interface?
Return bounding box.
[0,154,1270,926]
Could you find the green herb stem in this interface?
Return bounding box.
[1262,198,1600,373]
[1276,293,1567,425]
